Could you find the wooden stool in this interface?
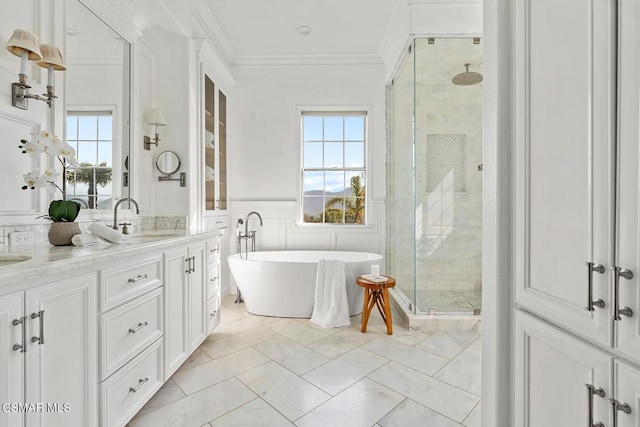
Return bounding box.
[356,276,396,335]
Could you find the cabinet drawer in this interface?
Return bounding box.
[207,264,220,298]
[100,255,162,310]
[100,288,163,379]
[206,238,221,266]
[100,339,163,427]
[207,295,221,333]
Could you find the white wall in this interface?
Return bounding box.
[227,64,387,254]
[0,0,59,225]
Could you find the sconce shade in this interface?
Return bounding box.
[148,108,167,126]
[37,44,66,70]
[6,29,42,61]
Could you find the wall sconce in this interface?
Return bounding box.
[6,29,66,110]
[144,108,167,150]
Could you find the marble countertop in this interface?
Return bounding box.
[0,230,218,289]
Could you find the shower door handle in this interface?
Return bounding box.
[586,262,605,311]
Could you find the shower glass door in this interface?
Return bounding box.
[387,37,483,315]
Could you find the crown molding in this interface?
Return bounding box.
[194,37,236,88]
[232,53,383,68]
[190,0,235,68]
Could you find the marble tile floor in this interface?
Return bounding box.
[128,294,482,427]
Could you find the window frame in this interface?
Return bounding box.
[297,108,370,226]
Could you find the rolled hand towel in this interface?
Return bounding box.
[71,233,107,247]
[88,222,129,244]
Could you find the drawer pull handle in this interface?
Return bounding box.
[185,256,195,274]
[128,274,148,283]
[611,267,634,320]
[12,316,26,353]
[210,311,217,318]
[129,377,149,393]
[585,262,605,311]
[128,322,149,334]
[611,398,632,427]
[210,277,217,283]
[30,310,44,345]
[210,248,219,253]
[586,384,605,427]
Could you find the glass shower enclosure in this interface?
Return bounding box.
[387,37,483,315]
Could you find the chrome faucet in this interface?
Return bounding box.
[235,212,263,304]
[238,211,263,253]
[113,198,140,232]
[244,211,263,237]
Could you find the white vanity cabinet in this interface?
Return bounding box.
[164,240,208,378]
[0,272,98,427]
[0,232,223,426]
[98,255,164,427]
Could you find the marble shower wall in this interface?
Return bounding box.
[388,38,483,295]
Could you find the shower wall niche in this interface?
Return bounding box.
[387,38,483,315]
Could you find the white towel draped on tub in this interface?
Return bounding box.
[310,259,351,329]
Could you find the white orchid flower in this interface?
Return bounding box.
[59,143,76,158]
[42,168,60,180]
[23,171,47,188]
[23,140,46,158]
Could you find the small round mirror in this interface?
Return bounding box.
[156,151,180,175]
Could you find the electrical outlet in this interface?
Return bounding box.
[9,231,34,246]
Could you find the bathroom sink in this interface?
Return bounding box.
[0,253,33,267]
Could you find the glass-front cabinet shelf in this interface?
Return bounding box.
[203,74,227,211]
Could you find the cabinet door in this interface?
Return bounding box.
[204,74,217,211]
[25,272,97,427]
[218,90,227,210]
[165,246,189,377]
[615,0,640,364]
[514,0,615,345]
[514,311,611,427]
[188,242,207,350]
[614,360,640,427]
[0,293,24,427]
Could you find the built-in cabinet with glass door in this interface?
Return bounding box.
[204,75,227,212]
[201,65,230,305]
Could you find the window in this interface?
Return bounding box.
[301,112,367,224]
[65,111,114,209]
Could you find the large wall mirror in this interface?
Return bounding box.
[64,0,130,209]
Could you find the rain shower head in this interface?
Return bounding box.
[452,63,483,86]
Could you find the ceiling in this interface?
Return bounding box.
[203,0,398,62]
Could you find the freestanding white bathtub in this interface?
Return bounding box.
[228,250,384,318]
